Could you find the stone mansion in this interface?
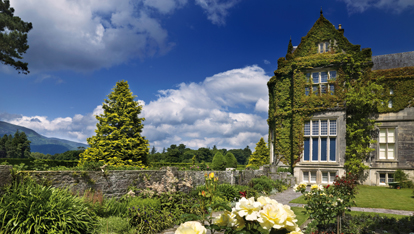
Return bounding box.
[267,12,414,186]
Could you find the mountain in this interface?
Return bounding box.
[0,121,88,155]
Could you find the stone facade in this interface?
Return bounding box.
[0,165,296,198]
[268,13,414,186]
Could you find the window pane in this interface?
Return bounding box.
[325,42,330,52]
[329,138,336,161]
[319,43,323,53]
[313,86,319,95]
[304,138,310,161]
[305,87,309,96]
[388,129,395,143]
[388,100,393,108]
[380,173,386,183]
[388,174,394,183]
[321,120,327,135]
[379,129,386,143]
[329,84,335,95]
[304,122,310,135]
[321,138,327,161]
[379,144,386,159]
[322,172,328,183]
[329,71,337,81]
[330,120,337,135]
[312,121,319,135]
[390,89,394,95]
[303,171,309,182]
[306,73,310,82]
[321,72,328,83]
[312,73,319,83]
[321,84,327,94]
[311,172,316,182]
[312,138,318,161]
[388,144,394,159]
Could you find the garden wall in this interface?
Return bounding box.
[0,165,295,198]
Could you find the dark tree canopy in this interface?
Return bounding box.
[0,0,32,74]
[0,130,31,158]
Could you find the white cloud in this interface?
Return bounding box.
[339,0,414,13]
[4,0,240,74]
[2,65,270,150]
[195,0,241,25]
[264,60,270,65]
[254,98,268,112]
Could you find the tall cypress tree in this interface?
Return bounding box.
[246,138,269,168]
[79,80,149,167]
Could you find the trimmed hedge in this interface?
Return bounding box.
[0,158,78,169]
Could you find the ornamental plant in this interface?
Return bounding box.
[78,80,149,168]
[179,195,303,234]
[294,173,358,232]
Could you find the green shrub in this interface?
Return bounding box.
[224,152,238,169]
[249,176,275,194]
[127,197,161,210]
[217,183,238,202]
[211,152,226,170]
[81,190,128,218]
[0,179,98,233]
[129,205,177,234]
[95,216,137,234]
[394,169,414,188]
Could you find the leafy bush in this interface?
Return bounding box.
[81,189,129,218]
[305,213,414,234]
[127,197,161,210]
[217,183,238,202]
[0,179,98,233]
[249,176,287,195]
[95,216,137,234]
[211,152,226,170]
[158,191,201,219]
[129,205,177,234]
[394,169,414,188]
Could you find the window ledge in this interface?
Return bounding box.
[375,160,398,163]
[300,162,340,166]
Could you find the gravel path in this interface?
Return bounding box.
[158,188,414,234]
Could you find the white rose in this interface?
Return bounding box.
[175,221,207,234]
[233,197,262,221]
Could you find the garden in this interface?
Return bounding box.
[0,164,293,234]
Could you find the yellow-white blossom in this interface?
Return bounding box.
[289,230,304,234]
[282,205,298,231]
[175,221,207,234]
[213,211,236,227]
[257,196,279,206]
[257,203,287,230]
[233,197,262,221]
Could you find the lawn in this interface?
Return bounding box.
[290,185,414,211]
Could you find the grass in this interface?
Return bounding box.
[290,185,414,211]
[291,207,309,226]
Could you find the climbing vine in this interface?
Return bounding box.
[267,13,412,176]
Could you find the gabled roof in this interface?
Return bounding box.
[372,51,414,70]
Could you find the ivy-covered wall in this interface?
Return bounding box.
[267,13,410,175]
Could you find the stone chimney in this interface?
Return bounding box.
[338,24,344,34]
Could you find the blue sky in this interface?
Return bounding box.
[1,0,413,152]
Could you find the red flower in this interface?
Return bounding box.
[239,191,247,198]
[325,185,330,189]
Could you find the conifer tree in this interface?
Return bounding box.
[78,80,149,167]
[211,152,226,170]
[224,152,237,169]
[246,138,269,168]
[0,0,33,74]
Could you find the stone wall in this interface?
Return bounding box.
[0,165,296,198]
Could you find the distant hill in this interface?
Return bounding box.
[0,121,88,155]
